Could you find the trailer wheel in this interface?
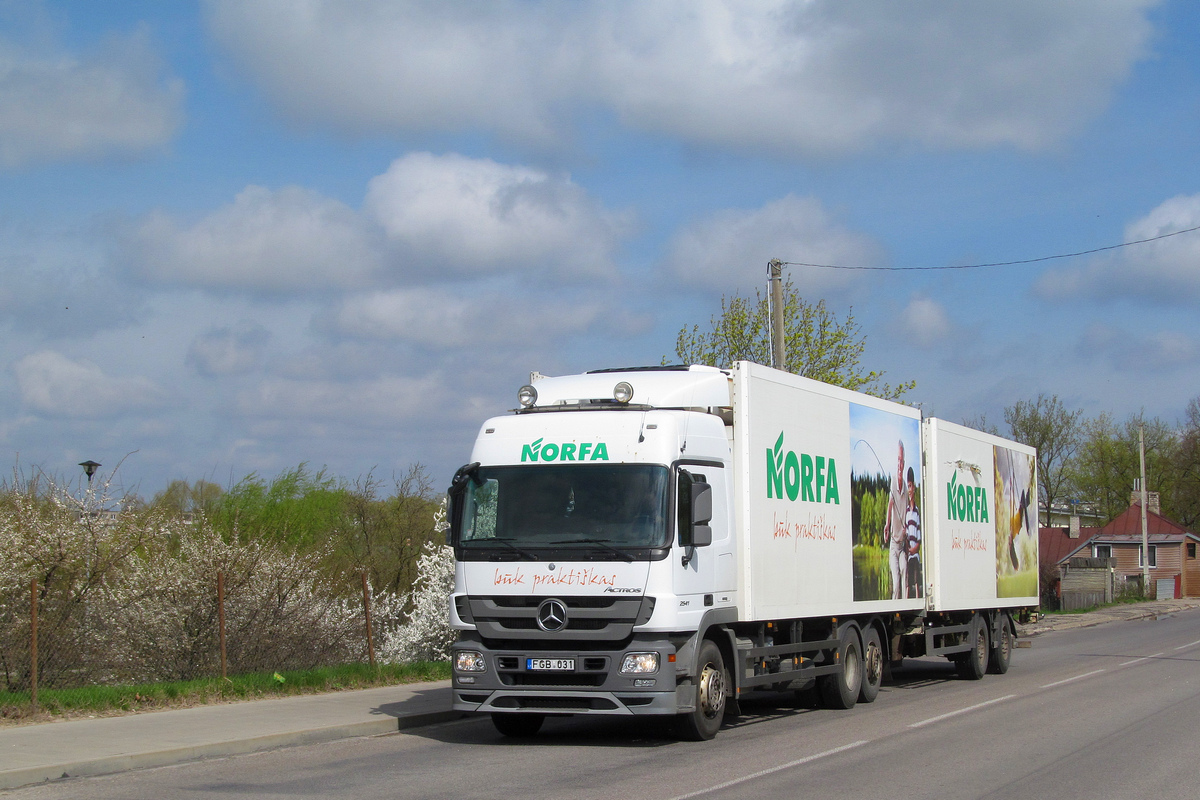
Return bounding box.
[858,626,884,704]
[678,640,727,741]
[988,616,1013,675]
[955,615,989,680]
[492,713,545,738]
[818,627,861,709]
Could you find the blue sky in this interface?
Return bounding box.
[3,1,1199,498]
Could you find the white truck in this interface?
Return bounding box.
[446,362,1038,739]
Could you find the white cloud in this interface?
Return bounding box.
[14,350,166,418]
[1036,194,1200,302]
[187,323,271,376]
[322,286,605,349]
[122,153,629,294]
[664,195,880,295]
[207,0,1154,155]
[896,295,954,348]
[364,152,629,280]
[125,185,383,293]
[0,27,183,167]
[235,374,444,426]
[1077,323,1199,373]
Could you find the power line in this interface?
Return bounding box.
[780,222,1200,271]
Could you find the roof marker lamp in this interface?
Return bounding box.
[517,384,538,408]
[613,381,634,404]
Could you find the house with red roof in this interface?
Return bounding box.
[1046,499,1200,599]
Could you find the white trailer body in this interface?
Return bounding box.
[923,418,1039,611]
[447,362,1037,740]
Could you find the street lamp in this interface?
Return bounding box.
[79,460,101,484]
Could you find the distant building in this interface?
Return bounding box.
[1044,496,1200,600]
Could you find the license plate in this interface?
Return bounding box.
[526,658,574,671]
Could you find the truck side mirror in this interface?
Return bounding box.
[689,482,713,548]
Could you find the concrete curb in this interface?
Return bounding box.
[1017,599,1200,638]
[0,706,463,790]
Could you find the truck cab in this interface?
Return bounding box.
[447,366,737,738]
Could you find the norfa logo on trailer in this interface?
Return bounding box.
[521,438,610,462]
[765,432,840,504]
[947,469,989,523]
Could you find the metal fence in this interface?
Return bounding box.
[1,571,381,718]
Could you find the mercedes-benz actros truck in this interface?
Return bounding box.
[447,362,1038,739]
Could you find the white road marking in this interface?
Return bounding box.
[907,694,1016,729]
[1174,639,1200,651]
[1041,669,1106,688]
[665,740,870,800]
[1119,652,1164,666]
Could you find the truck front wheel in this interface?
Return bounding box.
[818,627,861,709]
[678,640,727,741]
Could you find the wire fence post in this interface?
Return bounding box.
[361,571,376,669]
[217,570,227,680]
[30,577,38,711]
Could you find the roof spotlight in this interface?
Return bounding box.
[517,384,538,408]
[613,381,634,404]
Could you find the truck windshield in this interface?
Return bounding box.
[458,464,670,551]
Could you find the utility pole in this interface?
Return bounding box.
[1139,425,1150,596]
[768,259,785,370]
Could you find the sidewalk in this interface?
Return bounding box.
[1017,597,1200,636]
[0,679,458,790]
[5,599,1199,791]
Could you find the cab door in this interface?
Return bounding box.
[673,463,735,623]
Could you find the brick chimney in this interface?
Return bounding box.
[1131,491,1161,515]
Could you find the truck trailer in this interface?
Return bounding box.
[447,362,1038,739]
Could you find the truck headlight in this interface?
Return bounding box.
[455,650,487,672]
[620,652,659,674]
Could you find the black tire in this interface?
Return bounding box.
[818,627,861,709]
[955,615,989,680]
[988,616,1013,675]
[492,713,545,738]
[858,626,884,704]
[677,639,728,741]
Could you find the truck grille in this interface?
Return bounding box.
[464,595,655,641]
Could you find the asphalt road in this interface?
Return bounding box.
[9,607,1200,800]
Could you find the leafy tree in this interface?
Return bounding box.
[960,414,999,435]
[208,464,348,549]
[152,479,224,516]
[1072,412,1178,523]
[671,278,914,399]
[336,465,442,597]
[1003,394,1082,525]
[1170,397,1200,529]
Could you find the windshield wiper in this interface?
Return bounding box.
[480,538,538,560]
[549,537,636,563]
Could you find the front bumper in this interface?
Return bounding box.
[452,635,690,716]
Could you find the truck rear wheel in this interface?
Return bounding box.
[955,615,989,680]
[492,713,545,738]
[677,640,727,741]
[818,627,861,709]
[988,616,1013,675]
[858,626,884,704]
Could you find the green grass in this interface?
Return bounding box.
[0,661,450,723]
[1044,593,1151,615]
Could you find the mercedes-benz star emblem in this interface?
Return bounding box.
[536,598,568,632]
